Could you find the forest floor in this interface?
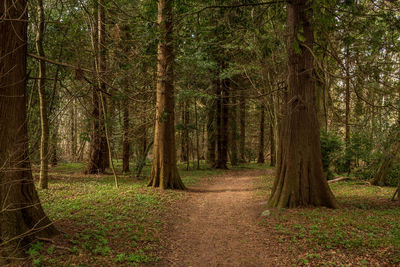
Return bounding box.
[157,167,400,266]
[12,162,400,266]
[157,168,289,266]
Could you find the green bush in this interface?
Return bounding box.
[320,130,343,180]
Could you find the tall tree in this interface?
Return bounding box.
[257,104,265,163]
[122,100,130,173]
[215,74,229,169]
[268,0,338,208]
[87,0,108,174]
[239,87,247,162]
[36,0,50,189]
[148,0,185,189]
[0,0,58,259]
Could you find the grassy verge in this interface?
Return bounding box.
[254,171,400,266]
[30,161,222,266]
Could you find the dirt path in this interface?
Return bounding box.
[158,169,289,267]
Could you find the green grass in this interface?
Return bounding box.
[255,173,400,266]
[33,161,224,266]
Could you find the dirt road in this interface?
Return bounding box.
[159,169,289,267]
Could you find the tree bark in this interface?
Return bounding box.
[268,0,338,208]
[344,47,351,173]
[257,104,265,163]
[122,100,130,173]
[239,88,246,162]
[370,135,400,186]
[229,85,238,166]
[206,81,217,166]
[215,76,229,169]
[148,0,185,189]
[36,0,49,189]
[0,0,58,259]
[270,123,276,166]
[87,0,108,174]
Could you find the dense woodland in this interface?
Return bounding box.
[1,0,400,265]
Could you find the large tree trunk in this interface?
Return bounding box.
[148,0,185,189]
[87,90,106,173]
[257,104,265,163]
[268,0,338,209]
[0,0,58,259]
[122,100,130,173]
[36,0,49,189]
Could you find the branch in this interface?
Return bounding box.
[27,53,92,73]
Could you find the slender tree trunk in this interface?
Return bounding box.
[215,76,229,169]
[195,101,200,169]
[229,84,238,166]
[36,0,49,189]
[239,88,246,162]
[70,100,77,161]
[0,0,58,259]
[257,104,265,163]
[148,0,185,189]
[122,100,130,173]
[270,123,276,166]
[268,0,338,208]
[345,48,351,173]
[98,0,109,170]
[87,0,107,173]
[206,81,217,166]
[50,126,58,167]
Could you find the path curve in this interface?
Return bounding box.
[158,169,289,267]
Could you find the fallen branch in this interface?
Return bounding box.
[328,176,352,183]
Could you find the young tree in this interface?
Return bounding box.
[0,0,58,259]
[36,0,50,189]
[268,0,338,208]
[257,104,265,163]
[148,0,185,189]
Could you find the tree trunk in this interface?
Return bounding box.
[239,88,246,162]
[344,47,351,173]
[257,104,265,164]
[0,0,58,259]
[87,90,105,173]
[229,84,238,166]
[36,0,49,189]
[87,0,107,174]
[98,0,109,170]
[122,100,130,173]
[70,100,77,161]
[195,101,200,169]
[270,123,276,166]
[180,101,189,162]
[370,137,400,186]
[206,81,217,166]
[215,76,229,169]
[148,0,185,189]
[268,0,338,209]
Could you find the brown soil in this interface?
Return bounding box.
[158,169,290,267]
